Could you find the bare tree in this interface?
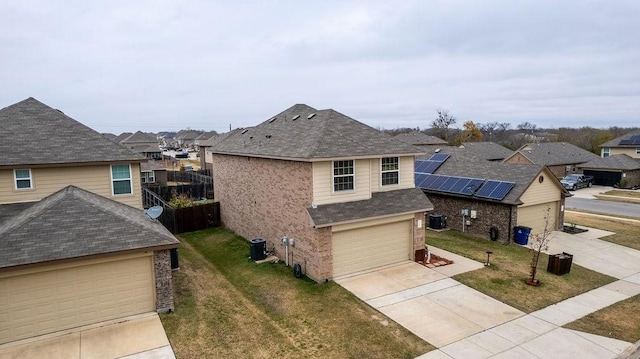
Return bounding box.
[526,207,555,286]
[431,109,457,141]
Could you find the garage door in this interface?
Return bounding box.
[517,202,558,237]
[332,220,412,278]
[0,255,155,344]
[583,170,621,186]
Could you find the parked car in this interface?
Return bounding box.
[560,174,594,190]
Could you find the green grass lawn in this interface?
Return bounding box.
[426,230,616,312]
[565,212,640,250]
[160,228,433,358]
[564,294,640,343]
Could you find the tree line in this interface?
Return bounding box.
[384,108,637,153]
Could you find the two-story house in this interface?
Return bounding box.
[577,131,640,186]
[0,98,178,345]
[503,142,599,178]
[209,104,433,282]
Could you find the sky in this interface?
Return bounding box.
[1,1,639,134]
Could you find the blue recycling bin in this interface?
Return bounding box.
[514,226,532,245]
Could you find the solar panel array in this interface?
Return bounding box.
[414,153,450,174]
[414,152,515,201]
[619,136,640,145]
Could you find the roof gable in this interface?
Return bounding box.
[578,154,640,170]
[0,98,145,166]
[507,142,598,166]
[0,185,178,269]
[601,130,640,148]
[121,131,157,143]
[210,104,423,160]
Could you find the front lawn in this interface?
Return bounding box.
[564,294,640,343]
[160,228,433,358]
[426,230,616,312]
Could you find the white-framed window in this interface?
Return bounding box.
[111,164,132,195]
[333,160,354,192]
[381,157,399,186]
[636,148,640,155]
[14,169,32,190]
[141,171,155,184]
[602,147,610,157]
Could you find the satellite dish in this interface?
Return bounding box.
[145,206,164,220]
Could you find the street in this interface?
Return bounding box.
[565,196,640,218]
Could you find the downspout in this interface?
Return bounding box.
[508,205,513,244]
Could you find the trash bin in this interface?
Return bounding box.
[249,238,267,261]
[429,214,446,229]
[547,252,573,275]
[514,226,531,245]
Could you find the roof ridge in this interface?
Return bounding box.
[306,109,333,157]
[0,186,69,235]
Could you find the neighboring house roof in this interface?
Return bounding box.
[394,131,447,146]
[102,133,117,141]
[578,154,640,171]
[121,130,158,144]
[195,131,218,141]
[0,185,178,269]
[307,188,433,228]
[600,130,640,148]
[141,161,168,172]
[131,145,162,154]
[0,98,145,167]
[210,104,424,161]
[176,130,203,141]
[504,142,599,166]
[113,132,134,143]
[460,142,513,161]
[421,149,564,205]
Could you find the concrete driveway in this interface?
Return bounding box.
[0,313,175,359]
[335,254,524,348]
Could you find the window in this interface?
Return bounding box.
[111,164,132,195]
[636,148,640,155]
[602,147,610,157]
[141,171,155,184]
[14,169,32,189]
[333,160,354,192]
[381,157,399,186]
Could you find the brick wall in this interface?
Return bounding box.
[413,212,426,257]
[212,154,331,282]
[425,193,516,244]
[154,249,174,312]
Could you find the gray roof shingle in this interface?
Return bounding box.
[307,188,433,227]
[507,142,599,166]
[600,130,640,148]
[210,104,424,160]
[420,148,561,205]
[0,98,145,166]
[578,154,640,170]
[0,185,179,269]
[460,142,514,161]
[121,131,157,144]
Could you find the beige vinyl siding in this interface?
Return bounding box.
[517,202,558,236]
[609,147,640,159]
[0,254,154,344]
[518,172,562,206]
[373,156,415,192]
[312,159,371,206]
[332,216,413,277]
[0,164,142,209]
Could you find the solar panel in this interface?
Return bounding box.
[460,179,484,195]
[620,136,640,145]
[424,161,442,173]
[422,174,438,188]
[475,180,515,200]
[414,173,428,188]
[429,153,450,162]
[438,177,460,192]
[429,175,448,190]
[415,160,430,173]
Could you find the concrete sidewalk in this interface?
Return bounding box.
[0,313,175,359]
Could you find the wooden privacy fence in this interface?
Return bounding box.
[142,187,221,234]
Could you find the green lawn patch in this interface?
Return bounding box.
[161,227,433,358]
[564,294,640,343]
[426,230,616,312]
[565,212,640,251]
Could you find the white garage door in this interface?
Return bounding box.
[332,220,412,278]
[517,202,559,237]
[0,255,155,344]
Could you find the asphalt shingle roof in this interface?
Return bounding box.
[460,142,514,161]
[419,148,555,205]
[0,185,179,269]
[307,188,433,227]
[210,104,424,160]
[507,142,599,166]
[0,98,145,166]
[601,130,640,147]
[121,131,158,144]
[578,154,640,171]
[394,131,448,146]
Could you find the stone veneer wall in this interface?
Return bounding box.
[425,193,516,244]
[154,249,174,312]
[212,154,331,282]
